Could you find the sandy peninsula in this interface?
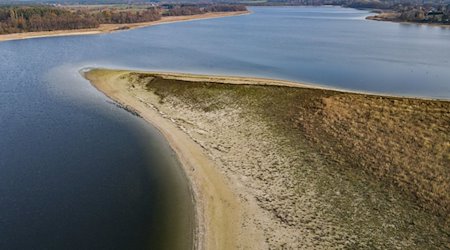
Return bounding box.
[84,69,450,249]
[0,11,249,43]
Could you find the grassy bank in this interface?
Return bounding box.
[86,69,450,249]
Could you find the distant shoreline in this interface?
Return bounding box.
[0,11,249,43]
[366,12,450,28]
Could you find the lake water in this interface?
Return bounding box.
[0,6,449,250]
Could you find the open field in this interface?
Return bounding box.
[85,69,450,249]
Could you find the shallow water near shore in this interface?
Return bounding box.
[0,6,449,249]
[0,61,194,248]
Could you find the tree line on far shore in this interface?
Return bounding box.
[0,4,247,34]
[162,4,247,16]
[396,4,450,23]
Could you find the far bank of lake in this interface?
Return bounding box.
[366,12,450,28]
[0,11,249,42]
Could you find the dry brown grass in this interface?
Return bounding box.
[136,73,450,218]
[121,72,450,248]
[299,94,450,218]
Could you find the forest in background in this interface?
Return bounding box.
[0,4,246,34]
[3,0,450,6]
[1,0,449,33]
[388,4,450,23]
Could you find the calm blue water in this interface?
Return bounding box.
[0,6,449,250]
[93,6,450,99]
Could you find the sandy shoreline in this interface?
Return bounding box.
[82,70,318,249]
[83,70,254,250]
[0,11,249,43]
[84,69,450,249]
